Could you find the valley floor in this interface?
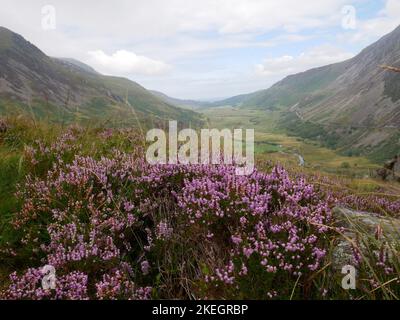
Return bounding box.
[201,106,381,178]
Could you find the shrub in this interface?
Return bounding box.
[2,126,400,300]
[0,138,334,299]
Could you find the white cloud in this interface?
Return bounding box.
[0,0,396,99]
[87,50,171,76]
[0,0,351,45]
[255,45,354,77]
[338,0,400,45]
[166,0,348,35]
[0,0,356,68]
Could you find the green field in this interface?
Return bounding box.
[201,106,380,177]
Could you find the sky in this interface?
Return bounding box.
[1,0,400,100]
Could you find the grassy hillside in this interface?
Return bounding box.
[0,26,204,129]
[215,62,349,109]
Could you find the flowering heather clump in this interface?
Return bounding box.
[0,135,335,300]
[5,127,400,300]
[3,268,88,300]
[338,194,400,217]
[95,268,152,300]
[23,127,81,172]
[176,166,332,298]
[1,152,169,299]
[304,172,400,217]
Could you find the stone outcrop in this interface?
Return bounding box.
[331,207,400,270]
[376,155,400,182]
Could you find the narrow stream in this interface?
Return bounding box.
[296,154,305,166]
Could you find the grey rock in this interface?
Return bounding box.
[331,207,400,270]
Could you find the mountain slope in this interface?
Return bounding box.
[55,57,100,75]
[0,26,203,127]
[150,90,212,110]
[216,25,400,162]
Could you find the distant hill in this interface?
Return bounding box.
[215,25,400,162]
[0,26,203,128]
[150,90,212,110]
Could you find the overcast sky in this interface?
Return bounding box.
[1,0,400,100]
